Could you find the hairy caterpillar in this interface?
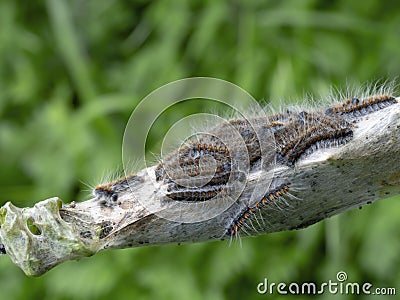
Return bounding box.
[326,95,397,117]
[166,184,226,201]
[93,173,138,207]
[275,112,354,166]
[226,184,291,237]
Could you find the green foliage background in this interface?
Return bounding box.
[1,0,400,299]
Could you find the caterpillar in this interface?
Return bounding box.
[166,184,226,201]
[273,111,354,166]
[226,184,291,237]
[325,95,397,117]
[93,173,138,207]
[285,127,353,166]
[276,126,353,166]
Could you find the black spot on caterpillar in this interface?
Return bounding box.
[99,221,113,239]
[226,184,291,237]
[80,231,93,239]
[326,94,397,117]
[0,244,6,255]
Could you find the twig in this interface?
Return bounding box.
[1,97,399,276]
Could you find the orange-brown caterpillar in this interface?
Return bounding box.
[226,184,291,237]
[274,112,353,166]
[326,95,397,117]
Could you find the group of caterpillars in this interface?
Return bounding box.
[92,92,397,239]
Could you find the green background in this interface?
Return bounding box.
[1,0,400,299]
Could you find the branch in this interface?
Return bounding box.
[1,98,400,276]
